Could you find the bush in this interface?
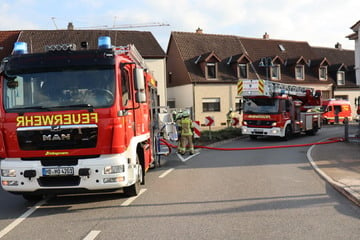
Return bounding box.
[196,127,242,145]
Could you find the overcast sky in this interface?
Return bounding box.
[0,0,358,51]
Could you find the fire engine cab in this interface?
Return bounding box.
[238,79,322,140]
[0,36,174,201]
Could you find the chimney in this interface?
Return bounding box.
[67,22,74,30]
[196,27,203,34]
[263,32,269,40]
[335,42,342,50]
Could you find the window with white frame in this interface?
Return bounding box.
[270,64,281,80]
[295,65,304,80]
[202,98,220,112]
[238,64,248,79]
[336,71,345,85]
[206,63,217,79]
[319,66,327,80]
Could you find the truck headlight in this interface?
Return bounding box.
[271,122,277,127]
[104,165,124,174]
[1,169,16,177]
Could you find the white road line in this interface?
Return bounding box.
[83,230,101,240]
[176,152,200,162]
[159,168,174,178]
[0,199,47,239]
[121,188,147,206]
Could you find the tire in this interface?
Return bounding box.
[123,155,142,197]
[281,125,292,141]
[306,124,318,136]
[23,193,43,202]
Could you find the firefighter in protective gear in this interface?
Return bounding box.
[178,110,194,155]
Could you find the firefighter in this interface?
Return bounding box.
[178,110,194,155]
[226,108,235,127]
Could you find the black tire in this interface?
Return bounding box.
[306,124,318,136]
[123,155,142,197]
[281,125,292,141]
[23,194,43,202]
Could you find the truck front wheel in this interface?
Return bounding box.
[281,125,292,141]
[123,155,142,197]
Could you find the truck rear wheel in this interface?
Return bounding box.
[123,155,142,197]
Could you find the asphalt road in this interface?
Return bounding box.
[0,126,359,240]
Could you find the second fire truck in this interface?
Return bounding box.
[238,79,322,140]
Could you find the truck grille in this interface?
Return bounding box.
[17,124,98,150]
[38,176,80,187]
[247,120,275,127]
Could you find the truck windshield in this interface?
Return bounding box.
[243,98,279,114]
[3,68,115,112]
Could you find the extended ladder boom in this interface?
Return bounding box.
[237,79,314,97]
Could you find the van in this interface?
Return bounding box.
[321,99,352,124]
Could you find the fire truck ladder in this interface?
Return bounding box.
[113,44,147,69]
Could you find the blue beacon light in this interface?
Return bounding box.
[13,42,28,55]
[98,36,111,49]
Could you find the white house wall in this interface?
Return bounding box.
[145,58,167,107]
[193,84,241,129]
[167,84,194,110]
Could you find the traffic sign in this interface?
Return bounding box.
[205,116,214,126]
[193,121,201,138]
[231,117,239,126]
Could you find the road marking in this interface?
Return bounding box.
[121,188,147,206]
[83,230,101,240]
[159,168,174,178]
[0,199,47,239]
[176,152,200,162]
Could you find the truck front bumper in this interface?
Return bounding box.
[0,154,138,194]
[242,126,283,137]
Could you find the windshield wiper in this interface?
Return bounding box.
[9,106,52,111]
[50,104,95,112]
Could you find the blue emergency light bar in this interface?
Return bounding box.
[13,42,28,55]
[98,36,111,49]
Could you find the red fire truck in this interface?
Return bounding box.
[238,79,322,140]
[0,36,172,201]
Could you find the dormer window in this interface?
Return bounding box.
[206,62,217,79]
[337,71,345,85]
[238,63,248,78]
[295,65,305,80]
[270,64,281,80]
[319,66,328,80]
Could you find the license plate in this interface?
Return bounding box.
[42,167,74,176]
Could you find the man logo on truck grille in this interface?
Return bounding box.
[42,133,71,141]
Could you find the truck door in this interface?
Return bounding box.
[120,67,135,146]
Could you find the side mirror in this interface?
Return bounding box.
[134,68,145,91]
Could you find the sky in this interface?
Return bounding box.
[0,0,359,51]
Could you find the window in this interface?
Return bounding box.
[238,64,248,79]
[295,65,304,80]
[319,66,327,80]
[167,98,175,108]
[337,71,345,85]
[121,69,131,106]
[202,98,220,112]
[270,64,281,80]
[206,63,217,79]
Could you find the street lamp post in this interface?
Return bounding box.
[258,57,273,80]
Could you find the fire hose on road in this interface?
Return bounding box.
[160,137,344,152]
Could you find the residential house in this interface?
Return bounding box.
[0,27,167,106]
[166,30,358,127]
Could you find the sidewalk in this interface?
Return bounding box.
[308,141,360,206]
